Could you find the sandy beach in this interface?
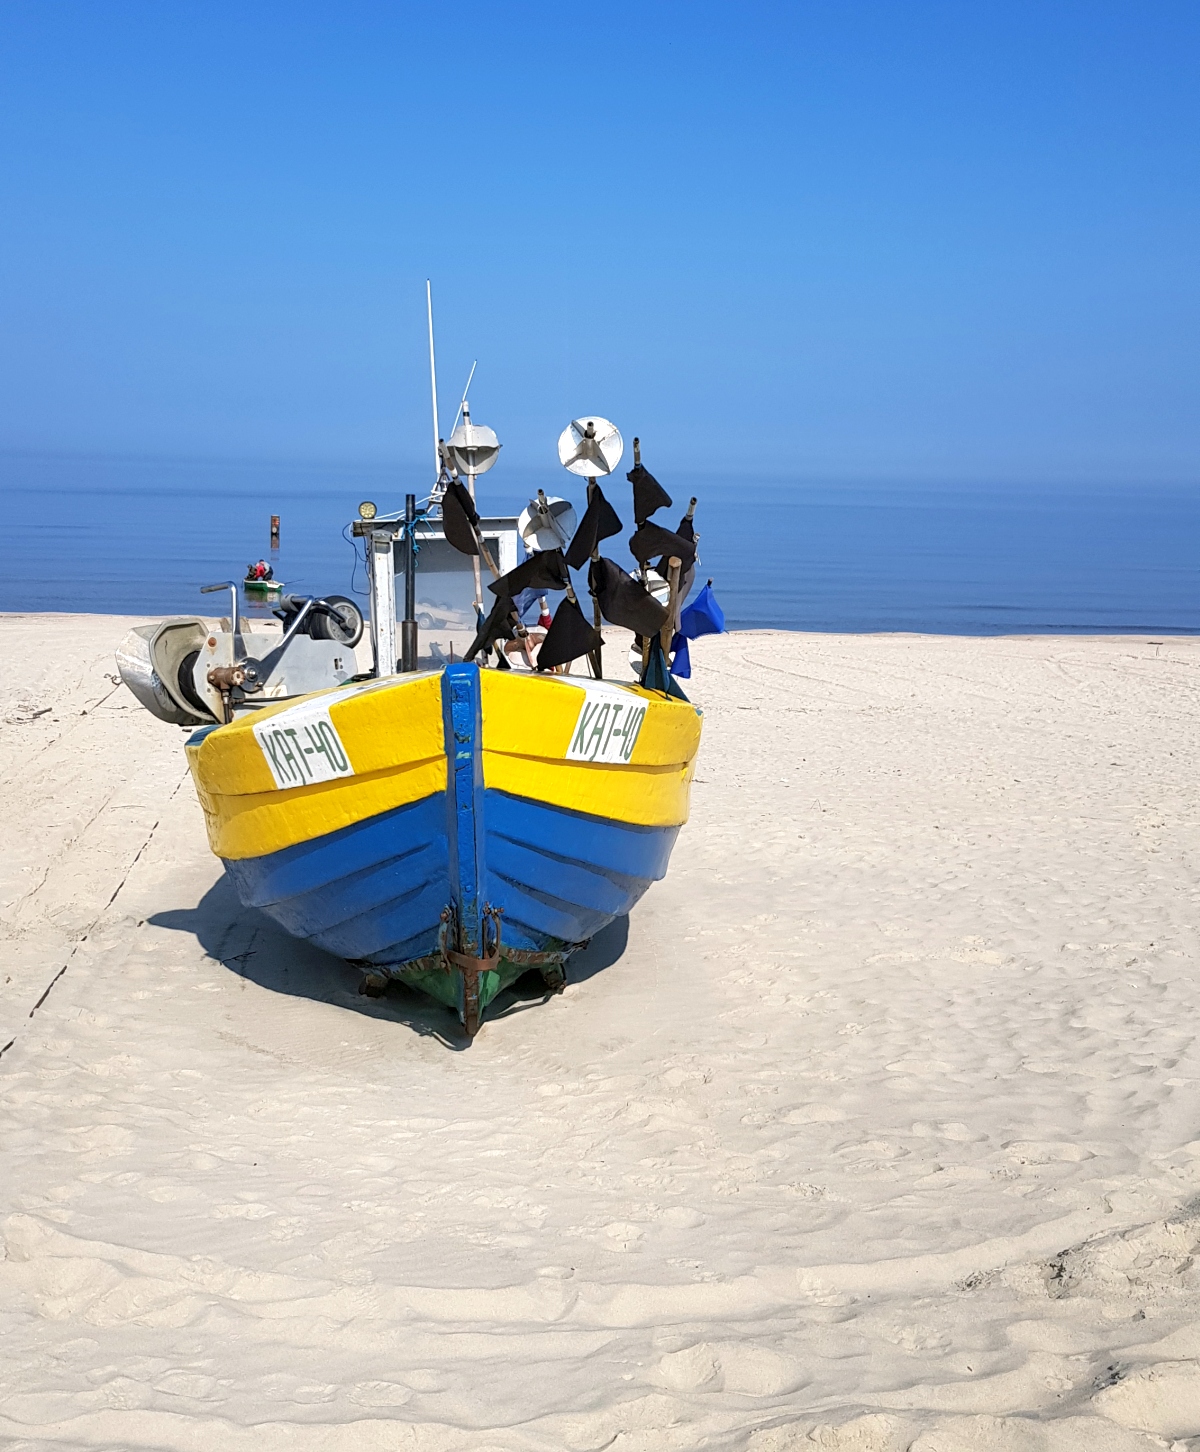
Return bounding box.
[5,613,1200,1451]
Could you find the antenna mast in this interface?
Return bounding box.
[426,280,440,487]
[448,360,477,440]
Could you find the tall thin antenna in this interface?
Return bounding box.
[448,360,477,440]
[426,280,440,485]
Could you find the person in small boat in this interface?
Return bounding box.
[246,560,274,581]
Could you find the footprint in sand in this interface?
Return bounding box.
[659,1206,706,1228]
[603,1220,645,1250]
[656,1341,807,1396]
[1003,1141,1094,1165]
[151,1370,220,1400]
[349,1380,414,1408]
[656,1342,722,1392]
[1094,1359,1200,1440]
[785,1104,846,1125]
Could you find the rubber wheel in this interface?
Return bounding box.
[309,595,364,647]
[176,650,213,718]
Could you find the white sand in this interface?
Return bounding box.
[4,614,1200,1451]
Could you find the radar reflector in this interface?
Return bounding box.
[446,400,501,476]
[557,416,623,477]
[519,494,577,553]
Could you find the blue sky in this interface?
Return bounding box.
[0,1,1197,485]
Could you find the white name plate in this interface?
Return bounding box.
[565,684,648,765]
[253,701,355,789]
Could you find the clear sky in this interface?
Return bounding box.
[1,1,1197,485]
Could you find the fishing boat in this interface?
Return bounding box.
[244,562,282,598]
[119,515,704,1037]
[182,663,699,1035]
[115,296,719,1037]
[243,575,282,598]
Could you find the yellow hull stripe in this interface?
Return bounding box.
[188,752,447,861]
[482,753,695,828]
[479,670,702,828]
[187,672,447,860]
[186,667,703,859]
[480,670,702,765]
[193,672,445,795]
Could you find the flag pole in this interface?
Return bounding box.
[426,281,440,489]
[586,480,605,680]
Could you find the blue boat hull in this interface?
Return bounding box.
[218,665,681,1027]
[223,787,676,967]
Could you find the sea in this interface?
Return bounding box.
[2,452,1198,635]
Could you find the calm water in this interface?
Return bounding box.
[2,453,1198,634]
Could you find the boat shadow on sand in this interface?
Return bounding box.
[149,876,630,1051]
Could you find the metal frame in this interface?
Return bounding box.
[354,518,402,678]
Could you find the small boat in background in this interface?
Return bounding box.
[244,560,282,598]
[243,576,282,598]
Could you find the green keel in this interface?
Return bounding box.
[396,957,547,1019]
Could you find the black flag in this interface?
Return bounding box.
[536,596,601,671]
[588,557,668,636]
[466,595,517,662]
[628,462,672,524]
[629,521,697,569]
[490,547,570,598]
[656,504,697,576]
[441,479,480,556]
[565,481,623,570]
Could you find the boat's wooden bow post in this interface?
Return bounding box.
[443,905,503,1040]
[442,665,499,1039]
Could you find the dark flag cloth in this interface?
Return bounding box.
[588,556,668,636]
[489,547,570,598]
[536,596,601,672]
[679,580,725,637]
[465,594,517,661]
[627,462,672,524]
[628,521,697,570]
[641,635,689,700]
[653,560,695,605]
[679,563,696,606]
[564,481,623,569]
[655,507,696,575]
[441,478,480,556]
[448,477,479,525]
